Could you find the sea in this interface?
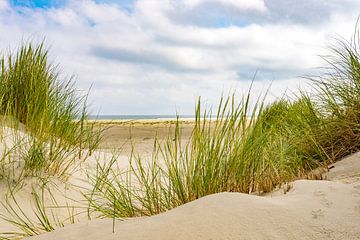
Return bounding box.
[88,115,195,120]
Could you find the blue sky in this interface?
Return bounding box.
[11,0,135,12]
[0,0,359,114]
[11,0,65,8]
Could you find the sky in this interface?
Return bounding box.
[0,0,359,115]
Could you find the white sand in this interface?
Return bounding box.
[26,152,360,240]
[1,124,360,240]
[0,124,142,235]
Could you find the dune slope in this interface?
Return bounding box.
[27,152,360,240]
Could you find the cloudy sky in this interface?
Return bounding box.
[0,0,359,115]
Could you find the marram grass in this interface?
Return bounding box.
[309,24,360,161]
[85,94,327,218]
[0,42,104,178]
[0,182,84,240]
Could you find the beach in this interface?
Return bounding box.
[23,131,360,240]
[1,3,360,239]
[0,119,358,239]
[94,119,195,154]
[0,120,196,237]
[1,27,360,239]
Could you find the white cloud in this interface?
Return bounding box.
[182,0,267,12]
[0,0,358,114]
[0,0,8,10]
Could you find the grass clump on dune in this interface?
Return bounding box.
[86,26,360,219]
[86,94,326,218]
[0,43,103,178]
[310,27,360,161]
[0,182,83,239]
[0,43,104,239]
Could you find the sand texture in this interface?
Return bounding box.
[1,121,359,240]
[26,152,360,240]
[94,120,194,154]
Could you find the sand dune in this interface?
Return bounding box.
[27,153,360,240]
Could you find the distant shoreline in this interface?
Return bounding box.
[86,118,196,125]
[88,115,196,120]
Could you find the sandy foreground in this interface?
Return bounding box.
[26,152,360,240]
[0,121,360,239]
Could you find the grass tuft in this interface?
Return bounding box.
[0,42,104,177]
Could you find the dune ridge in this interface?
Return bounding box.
[26,153,360,240]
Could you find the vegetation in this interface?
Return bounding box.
[0,43,103,178]
[85,94,326,217]
[310,29,360,160]
[0,182,83,239]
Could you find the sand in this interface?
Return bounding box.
[0,121,193,235]
[27,153,360,240]
[1,121,360,239]
[94,120,194,155]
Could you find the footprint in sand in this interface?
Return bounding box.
[352,191,360,198]
[355,201,360,214]
[313,190,333,208]
[311,209,325,219]
[321,198,333,208]
[313,190,326,197]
